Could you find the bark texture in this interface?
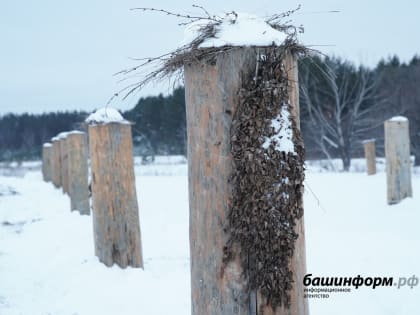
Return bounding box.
[88,123,143,268]
[185,48,308,315]
[67,132,90,215]
[42,144,53,182]
[363,140,376,175]
[52,139,62,188]
[60,137,69,195]
[385,119,412,204]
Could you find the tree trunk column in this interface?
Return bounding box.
[51,137,62,188]
[59,133,70,195]
[42,143,53,182]
[385,117,412,204]
[88,122,143,268]
[363,139,376,175]
[67,131,90,215]
[185,49,308,315]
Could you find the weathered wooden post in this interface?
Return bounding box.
[86,108,143,268]
[51,137,62,188]
[58,132,70,195]
[42,143,53,182]
[385,116,412,204]
[67,131,90,215]
[185,46,308,314]
[363,139,376,175]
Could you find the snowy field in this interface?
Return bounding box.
[0,158,419,315]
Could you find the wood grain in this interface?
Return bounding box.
[385,119,412,204]
[88,123,143,268]
[67,132,90,215]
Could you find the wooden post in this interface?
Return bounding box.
[363,139,376,175]
[385,117,412,204]
[42,143,53,182]
[51,137,62,188]
[184,48,308,315]
[58,133,70,195]
[88,121,143,268]
[67,131,90,215]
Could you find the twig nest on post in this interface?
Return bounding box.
[85,107,129,125]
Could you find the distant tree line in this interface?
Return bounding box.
[1,55,419,168]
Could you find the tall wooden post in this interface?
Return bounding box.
[42,143,53,182]
[67,131,90,215]
[88,121,143,268]
[385,117,412,204]
[184,48,308,315]
[59,133,70,195]
[51,137,62,188]
[363,139,376,175]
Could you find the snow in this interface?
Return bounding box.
[389,116,408,122]
[57,132,69,139]
[361,138,376,144]
[262,104,295,154]
[66,130,85,135]
[85,107,128,125]
[181,12,287,48]
[43,143,52,147]
[0,158,419,315]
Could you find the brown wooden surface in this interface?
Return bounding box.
[363,140,376,175]
[185,48,308,315]
[52,139,62,188]
[67,132,90,215]
[385,119,412,204]
[60,137,69,195]
[256,52,309,315]
[185,48,255,315]
[88,123,143,268]
[42,143,53,182]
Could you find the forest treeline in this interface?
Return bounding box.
[1,55,419,168]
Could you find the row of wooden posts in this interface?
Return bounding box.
[40,50,307,315]
[42,123,143,268]
[363,117,413,204]
[40,49,414,315]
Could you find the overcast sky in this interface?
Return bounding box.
[1,0,419,115]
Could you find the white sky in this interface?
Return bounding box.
[1,0,419,115]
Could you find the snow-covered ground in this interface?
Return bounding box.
[0,158,419,315]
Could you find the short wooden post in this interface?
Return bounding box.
[58,133,70,195]
[67,131,90,215]
[185,48,308,315]
[363,139,376,175]
[385,116,412,204]
[88,118,143,268]
[51,137,62,188]
[42,143,53,182]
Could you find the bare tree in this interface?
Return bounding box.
[299,57,386,171]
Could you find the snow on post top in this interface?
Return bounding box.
[181,12,288,48]
[43,143,52,147]
[85,107,128,125]
[389,116,408,122]
[57,132,69,139]
[66,130,85,136]
[362,139,376,144]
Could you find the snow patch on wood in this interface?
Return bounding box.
[262,103,295,154]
